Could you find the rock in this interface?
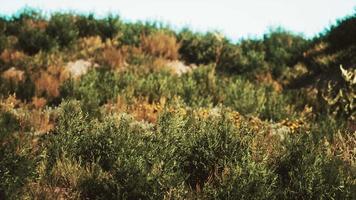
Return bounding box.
[63,59,99,78]
[165,60,197,76]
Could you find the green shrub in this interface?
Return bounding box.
[64,69,124,114]
[17,26,55,55]
[4,8,43,36]
[78,164,119,200]
[223,78,293,120]
[274,134,354,199]
[263,28,309,77]
[0,35,6,54]
[119,22,158,47]
[76,14,123,40]
[97,15,123,40]
[76,14,101,38]
[46,13,78,47]
[0,111,35,199]
[0,75,36,101]
[154,110,252,191]
[178,30,224,65]
[0,20,6,53]
[218,40,267,74]
[203,159,277,199]
[326,14,356,53]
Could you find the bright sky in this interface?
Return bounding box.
[0,0,355,40]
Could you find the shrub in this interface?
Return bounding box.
[218,40,267,74]
[59,69,139,112]
[326,14,356,53]
[154,110,252,192]
[17,26,55,55]
[274,134,354,199]
[119,22,158,47]
[35,71,60,100]
[0,73,36,101]
[0,22,6,53]
[97,15,123,40]
[323,65,356,121]
[178,30,225,65]
[46,13,78,47]
[0,111,36,199]
[4,8,44,36]
[141,31,180,60]
[76,14,101,38]
[76,14,123,40]
[263,28,309,77]
[203,159,277,199]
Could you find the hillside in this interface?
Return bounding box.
[0,9,355,199]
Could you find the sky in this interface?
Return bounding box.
[0,0,355,41]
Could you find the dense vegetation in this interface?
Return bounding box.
[0,9,355,199]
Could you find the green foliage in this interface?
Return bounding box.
[0,111,35,199]
[203,159,277,200]
[17,26,55,55]
[118,22,159,46]
[60,70,124,115]
[3,8,43,36]
[218,40,266,74]
[178,30,225,65]
[274,134,354,199]
[223,78,294,120]
[0,9,354,199]
[97,15,123,40]
[0,35,6,54]
[75,14,101,37]
[326,14,356,53]
[0,75,35,101]
[263,28,309,77]
[46,13,78,47]
[76,14,123,40]
[0,21,6,53]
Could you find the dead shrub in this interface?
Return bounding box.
[35,71,60,99]
[0,49,27,64]
[28,109,54,135]
[32,97,47,109]
[327,131,356,166]
[25,19,48,31]
[77,36,104,57]
[99,47,128,70]
[141,31,180,60]
[1,67,25,83]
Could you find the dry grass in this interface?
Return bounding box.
[1,67,25,83]
[99,46,128,70]
[35,71,60,99]
[77,36,104,58]
[32,97,47,109]
[0,49,27,64]
[141,31,180,60]
[327,131,356,166]
[28,109,54,135]
[106,96,166,123]
[255,72,283,92]
[0,94,21,111]
[33,65,64,98]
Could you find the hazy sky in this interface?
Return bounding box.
[0,0,355,40]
